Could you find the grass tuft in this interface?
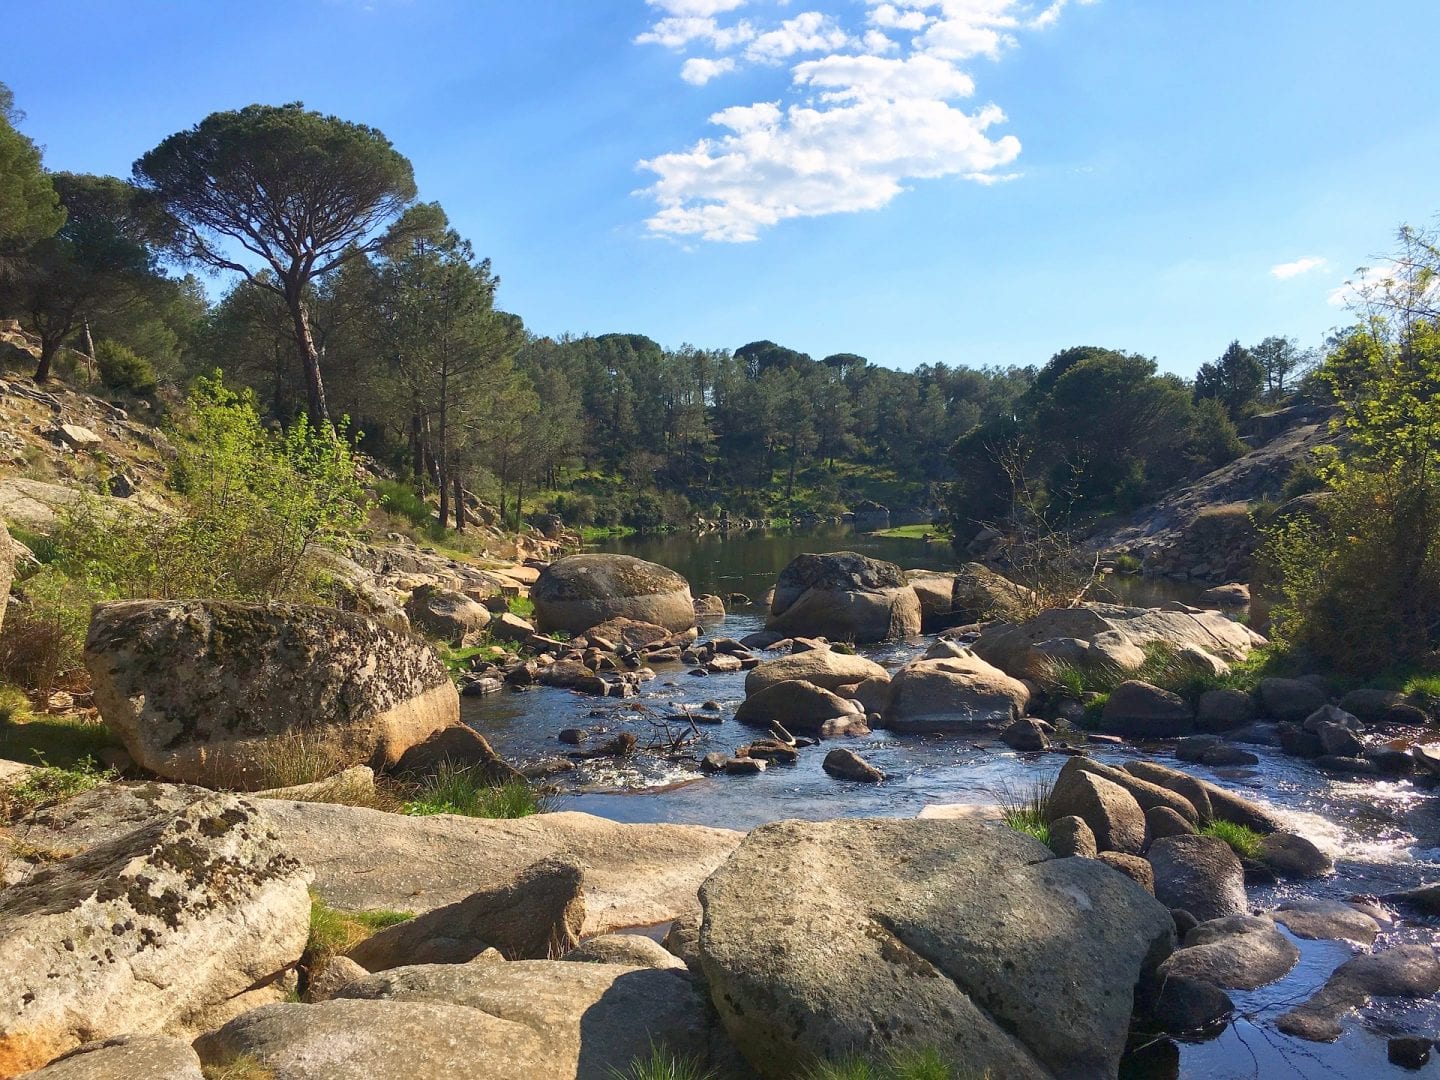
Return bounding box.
[305,894,414,962]
[805,1048,962,1080]
[201,1055,276,1080]
[610,1042,715,1080]
[507,595,536,619]
[0,756,115,821]
[402,765,550,819]
[997,780,1053,848]
[1201,820,1264,859]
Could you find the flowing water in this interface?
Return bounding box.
[461,526,1440,1077]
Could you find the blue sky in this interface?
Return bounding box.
[8,0,1440,376]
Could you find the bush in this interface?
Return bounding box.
[547,492,597,528]
[375,478,433,529]
[95,339,157,395]
[0,567,96,699]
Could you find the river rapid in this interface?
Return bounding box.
[462,526,1440,1078]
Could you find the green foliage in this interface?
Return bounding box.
[0,89,65,270]
[375,479,433,528]
[403,767,549,819]
[305,896,412,961]
[1262,225,1440,672]
[1201,820,1264,859]
[1195,340,1264,419]
[1281,457,1326,499]
[1111,552,1142,575]
[95,338,157,395]
[0,756,115,820]
[610,1043,715,1080]
[507,595,535,619]
[0,566,97,698]
[0,706,117,771]
[56,372,368,603]
[998,780,1053,847]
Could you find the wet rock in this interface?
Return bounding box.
[1196,689,1257,732]
[1385,882,1440,914]
[822,748,884,783]
[1202,744,1260,767]
[744,650,888,695]
[1096,851,1154,892]
[883,655,1031,734]
[1389,1036,1433,1069]
[1175,735,1223,763]
[1049,815,1097,859]
[1370,748,1415,775]
[723,758,766,775]
[766,551,923,643]
[739,631,785,651]
[1278,722,1324,758]
[1272,899,1379,945]
[1278,945,1440,1042]
[1198,582,1250,607]
[734,679,862,734]
[557,728,585,745]
[1146,805,1197,843]
[1100,681,1194,738]
[1257,677,1328,721]
[700,752,729,773]
[532,554,695,636]
[0,796,310,1075]
[1315,754,1379,775]
[694,594,726,619]
[1147,835,1247,923]
[1141,975,1233,1036]
[1000,717,1050,751]
[1126,760,1285,833]
[17,1035,204,1079]
[698,817,1175,1080]
[562,934,686,971]
[348,857,585,969]
[1229,721,1283,746]
[1161,914,1299,990]
[1257,832,1333,879]
[744,741,799,765]
[1047,766,1146,855]
[85,599,458,790]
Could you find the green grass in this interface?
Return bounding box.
[201,1056,276,1080]
[1110,552,1143,575]
[805,1048,961,1080]
[610,1043,715,1080]
[1201,820,1264,859]
[507,595,536,619]
[997,780,1053,847]
[0,755,116,820]
[402,767,551,819]
[374,479,434,528]
[0,708,119,771]
[306,895,414,961]
[871,524,950,539]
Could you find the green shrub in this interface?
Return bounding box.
[403,767,550,819]
[375,478,433,529]
[0,566,97,699]
[1281,457,1326,499]
[1111,552,1142,575]
[1201,820,1264,859]
[95,339,157,395]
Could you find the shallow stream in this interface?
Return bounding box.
[463,526,1440,1077]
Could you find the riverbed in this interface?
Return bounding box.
[462,526,1440,1077]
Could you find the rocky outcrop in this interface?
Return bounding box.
[197,959,737,1079]
[0,796,309,1076]
[698,817,1174,1079]
[347,858,585,969]
[972,603,1262,681]
[532,554,694,635]
[883,654,1030,734]
[766,552,922,643]
[84,600,458,790]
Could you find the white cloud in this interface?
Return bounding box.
[1271,255,1327,280]
[635,0,1095,241]
[681,56,738,84]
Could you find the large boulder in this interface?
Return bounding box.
[973,603,1262,681]
[404,584,492,645]
[347,857,586,969]
[1257,678,1328,722]
[1161,914,1299,990]
[16,1035,204,1079]
[698,817,1175,1079]
[84,600,458,790]
[531,555,694,635]
[1147,835,1248,923]
[0,796,309,1076]
[734,680,862,734]
[1046,766,1146,854]
[906,563,1031,631]
[744,650,887,696]
[766,552,922,643]
[883,654,1030,734]
[197,959,736,1079]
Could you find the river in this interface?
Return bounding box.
[461,525,1440,1078]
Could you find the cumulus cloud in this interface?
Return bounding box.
[1271,255,1327,280]
[635,0,1095,241]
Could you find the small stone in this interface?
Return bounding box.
[724,757,766,776]
[557,728,586,745]
[1000,717,1050,751]
[1389,1036,1433,1070]
[822,748,884,783]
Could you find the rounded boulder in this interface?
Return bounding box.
[532,554,694,636]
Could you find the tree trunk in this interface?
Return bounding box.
[33,340,57,383]
[453,470,466,531]
[515,473,524,532]
[287,291,330,426]
[437,460,450,529]
[81,317,97,381]
[410,413,424,482]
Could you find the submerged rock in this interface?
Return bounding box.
[84,600,458,790]
[698,817,1174,1079]
[1278,945,1440,1042]
[1160,914,1299,990]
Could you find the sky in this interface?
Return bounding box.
[7,0,1440,377]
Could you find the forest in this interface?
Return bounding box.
[0,92,1315,538]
